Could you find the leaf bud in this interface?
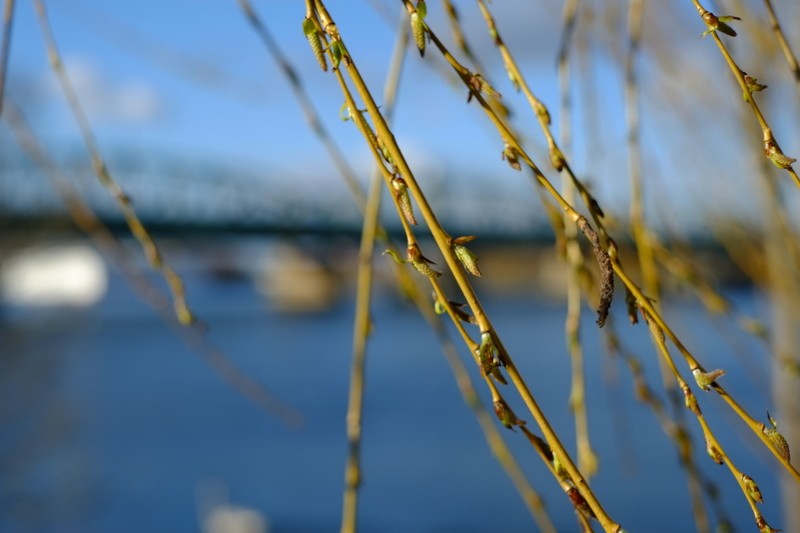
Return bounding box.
[705,433,724,465]
[493,398,525,430]
[693,367,726,391]
[410,12,425,56]
[763,412,791,461]
[302,17,327,71]
[453,236,481,277]
[549,145,565,171]
[534,101,551,124]
[764,141,796,169]
[502,143,521,171]
[742,474,763,503]
[407,244,441,279]
[742,72,767,101]
[391,177,418,226]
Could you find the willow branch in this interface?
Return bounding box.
[762,0,800,93]
[689,0,800,190]
[32,0,195,325]
[3,100,302,427]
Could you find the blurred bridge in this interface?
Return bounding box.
[0,147,549,239]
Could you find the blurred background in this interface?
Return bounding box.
[1,0,799,532]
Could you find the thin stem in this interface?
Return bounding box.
[313,2,621,528]
[3,100,302,427]
[615,258,800,484]
[762,0,800,93]
[237,0,366,208]
[239,3,553,522]
[690,0,800,190]
[623,6,710,530]
[341,170,382,533]
[417,295,557,533]
[0,0,15,116]
[335,60,558,529]
[32,0,195,325]
[553,0,598,481]
[474,0,606,241]
[432,0,800,491]
[340,13,408,533]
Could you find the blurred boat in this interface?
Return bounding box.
[254,242,343,313]
[0,243,107,308]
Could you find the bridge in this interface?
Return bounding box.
[0,146,550,239]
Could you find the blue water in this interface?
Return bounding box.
[0,261,787,533]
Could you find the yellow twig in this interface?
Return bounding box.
[762,0,800,94]
[316,2,616,527]
[690,0,800,190]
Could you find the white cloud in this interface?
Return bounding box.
[48,55,163,124]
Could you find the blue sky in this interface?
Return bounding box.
[12,0,558,164]
[5,0,800,232]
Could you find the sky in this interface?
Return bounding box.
[10,0,562,164]
[4,0,800,233]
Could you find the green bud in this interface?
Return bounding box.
[392,177,417,226]
[407,244,441,279]
[763,413,791,461]
[411,259,440,278]
[416,0,427,18]
[742,73,767,101]
[410,12,425,56]
[378,138,393,165]
[303,17,327,71]
[764,141,796,169]
[693,367,726,391]
[742,474,763,503]
[701,12,740,38]
[476,332,506,383]
[477,331,497,376]
[432,295,475,324]
[330,40,344,70]
[454,242,481,277]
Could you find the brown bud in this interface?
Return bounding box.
[502,144,521,171]
[705,434,724,465]
[534,101,551,125]
[683,384,701,415]
[549,145,565,171]
[742,474,763,503]
[493,398,525,430]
